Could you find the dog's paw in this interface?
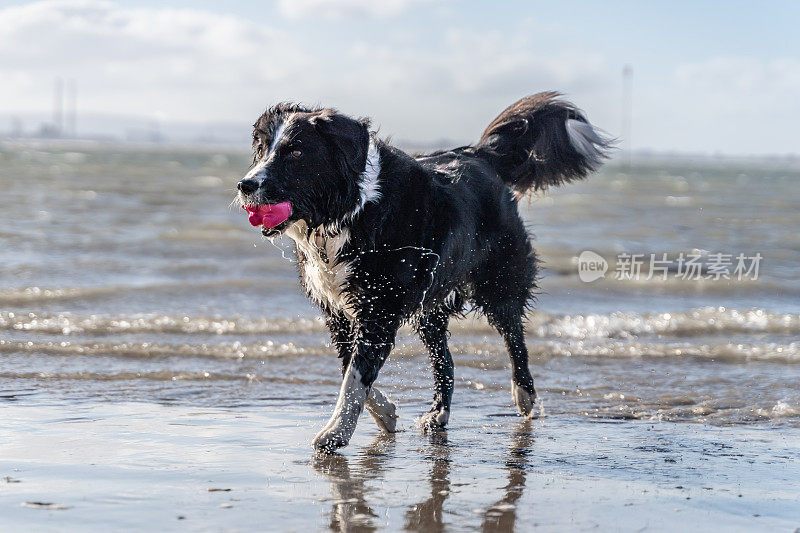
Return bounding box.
[312,425,350,453]
[419,407,449,431]
[511,379,537,419]
[366,389,399,434]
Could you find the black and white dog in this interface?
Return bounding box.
[236,92,609,451]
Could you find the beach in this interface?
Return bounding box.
[3,401,799,531]
[1,142,799,530]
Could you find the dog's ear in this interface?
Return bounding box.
[312,111,370,178]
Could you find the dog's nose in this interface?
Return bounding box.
[238,179,259,194]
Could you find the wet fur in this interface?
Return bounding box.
[237,92,610,451]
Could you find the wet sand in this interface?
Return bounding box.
[2,400,799,531]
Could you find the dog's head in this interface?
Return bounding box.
[237,104,371,236]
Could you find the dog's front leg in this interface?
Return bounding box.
[312,362,371,453]
[327,312,399,434]
[314,318,398,452]
[365,387,398,433]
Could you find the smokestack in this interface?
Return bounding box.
[621,64,633,168]
[66,79,77,137]
[53,77,64,136]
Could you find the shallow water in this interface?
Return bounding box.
[1,142,799,529]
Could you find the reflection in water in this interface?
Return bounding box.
[312,433,396,532]
[312,422,535,532]
[405,430,452,531]
[482,420,535,532]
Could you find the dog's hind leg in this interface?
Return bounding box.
[471,231,538,418]
[327,312,398,434]
[415,308,453,430]
[496,316,537,419]
[477,303,537,418]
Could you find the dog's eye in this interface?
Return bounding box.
[290,149,302,159]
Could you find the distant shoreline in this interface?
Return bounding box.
[2,136,800,168]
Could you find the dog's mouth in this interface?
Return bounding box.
[242,202,293,236]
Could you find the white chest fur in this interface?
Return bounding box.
[285,221,354,317]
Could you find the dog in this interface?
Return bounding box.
[236,92,610,451]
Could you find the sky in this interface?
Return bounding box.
[0,0,798,154]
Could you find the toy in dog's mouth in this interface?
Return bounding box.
[242,202,292,234]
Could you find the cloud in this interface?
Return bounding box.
[277,0,448,19]
[0,0,614,144]
[0,1,796,154]
[340,29,614,142]
[675,56,800,113]
[0,0,307,122]
[632,56,800,153]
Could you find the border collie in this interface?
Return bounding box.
[236,92,610,452]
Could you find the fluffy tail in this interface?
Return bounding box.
[477,91,612,193]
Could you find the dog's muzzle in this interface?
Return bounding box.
[238,178,259,195]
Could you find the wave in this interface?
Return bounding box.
[520,307,800,339]
[576,399,800,424]
[0,370,339,386]
[0,339,328,359]
[0,312,326,335]
[3,307,799,339]
[2,337,798,364]
[0,279,286,305]
[523,339,800,363]
[540,270,798,296]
